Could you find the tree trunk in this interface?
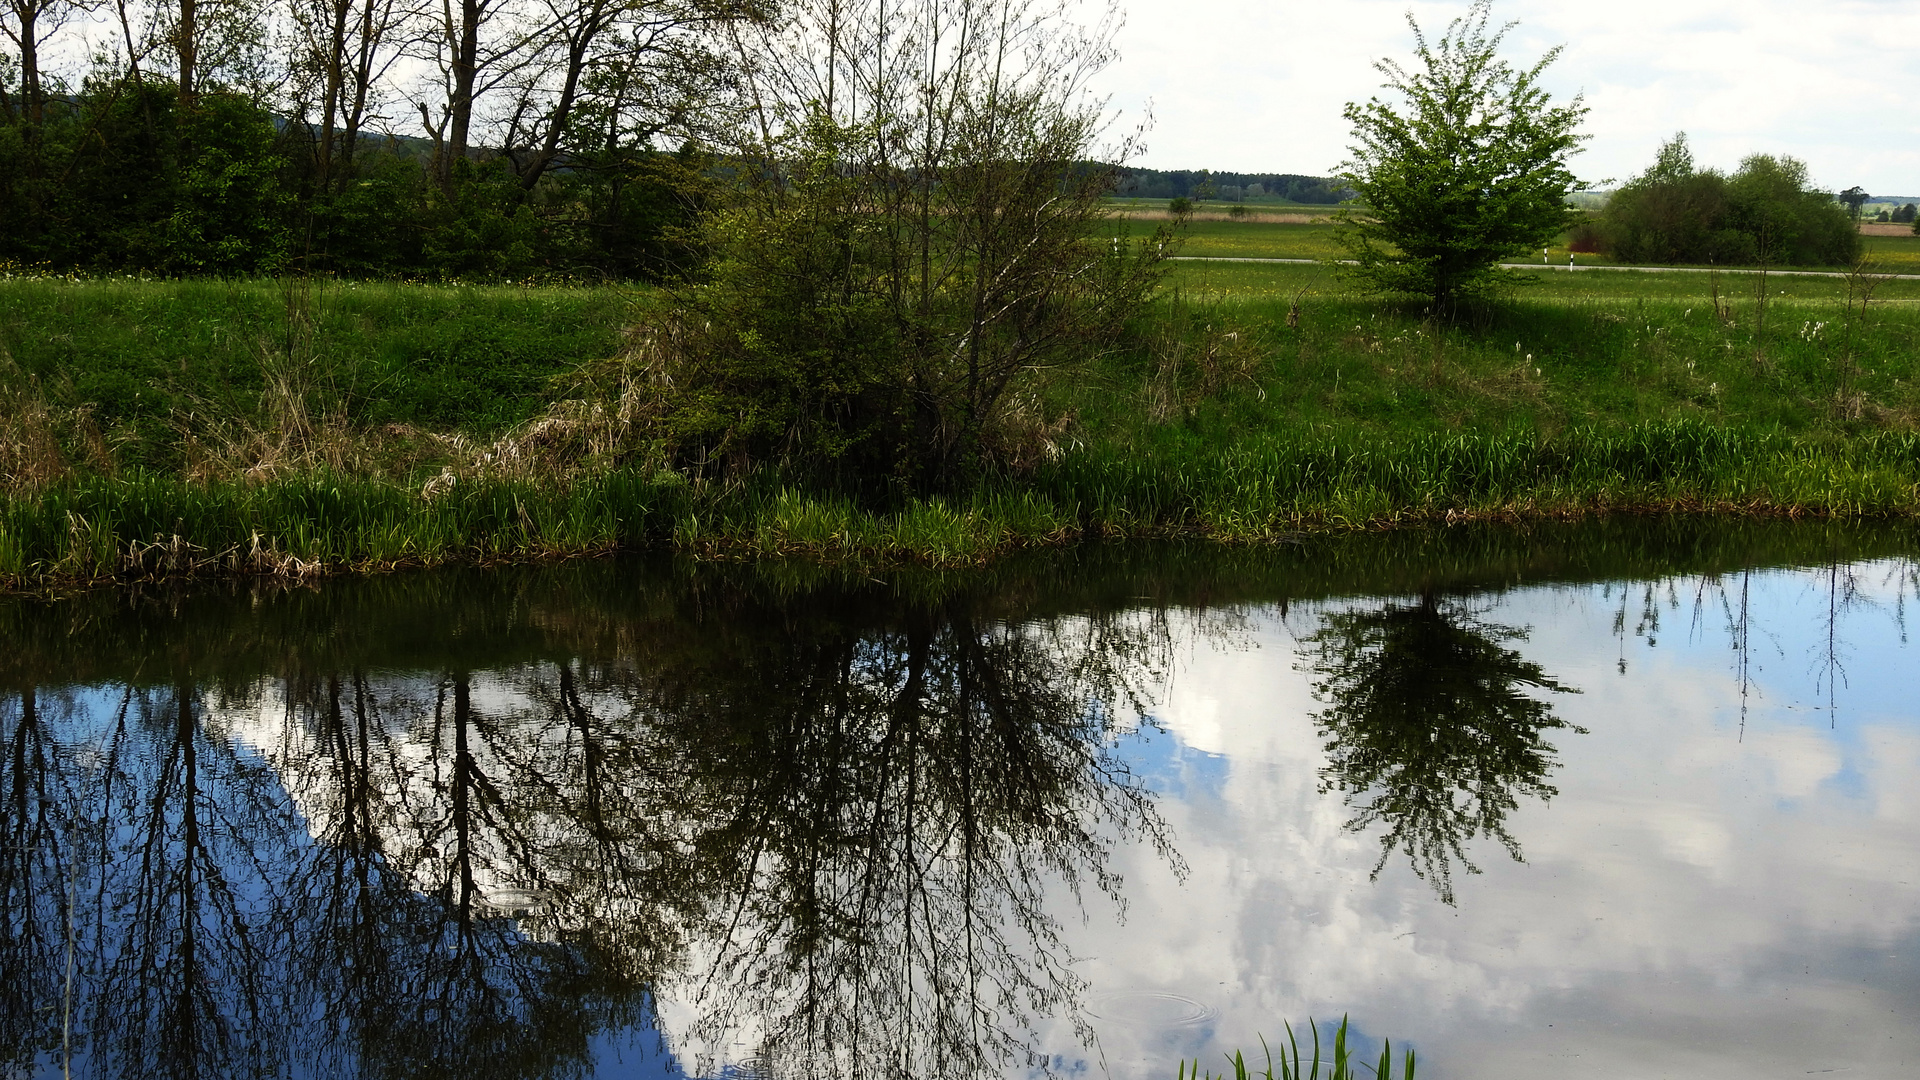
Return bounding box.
[442,0,481,188]
[339,0,384,185]
[11,5,41,125]
[318,0,352,185]
[177,0,196,106]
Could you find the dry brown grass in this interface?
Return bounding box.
[983,391,1076,471]
[0,346,114,494]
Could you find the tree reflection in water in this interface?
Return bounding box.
[1304,589,1582,904]
[0,686,78,1074]
[0,575,1175,1080]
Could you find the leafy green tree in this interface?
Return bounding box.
[1599,133,1743,265]
[164,91,295,274]
[1334,0,1587,311]
[1725,154,1859,266]
[1838,185,1869,220]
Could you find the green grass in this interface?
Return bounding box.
[1130,261,1920,437]
[1106,198,1344,214]
[6,268,1920,589]
[1172,220,1346,261]
[1864,233,1920,273]
[6,418,1916,589]
[1165,257,1920,302]
[0,471,1094,586]
[0,276,631,469]
[1160,217,1920,274]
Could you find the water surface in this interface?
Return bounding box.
[3,520,1917,1079]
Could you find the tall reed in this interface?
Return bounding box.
[4,416,1918,589]
[1177,1017,1415,1080]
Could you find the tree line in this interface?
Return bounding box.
[0,0,759,276]
[1117,167,1350,204]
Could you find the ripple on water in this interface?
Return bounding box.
[1085,992,1217,1028]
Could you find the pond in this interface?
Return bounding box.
[2,519,1917,1080]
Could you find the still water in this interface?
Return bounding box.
[2,521,1918,1080]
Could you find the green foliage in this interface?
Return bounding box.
[0,80,713,282]
[301,151,435,276]
[1600,134,1862,267]
[165,92,295,274]
[1334,0,1588,311]
[419,159,542,278]
[0,80,295,273]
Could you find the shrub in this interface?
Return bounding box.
[1600,134,1861,267]
[645,0,1175,492]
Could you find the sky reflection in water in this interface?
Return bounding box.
[1084,560,1920,1080]
[1,525,1916,1080]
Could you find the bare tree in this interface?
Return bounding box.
[496,0,756,193]
[652,0,1171,484]
[2,0,92,125]
[409,0,545,187]
[291,0,406,188]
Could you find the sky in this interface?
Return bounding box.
[1088,0,1920,196]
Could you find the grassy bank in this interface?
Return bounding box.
[4,268,1920,589]
[5,420,1917,589]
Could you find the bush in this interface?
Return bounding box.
[643,0,1175,492]
[0,80,297,274]
[1600,134,1861,267]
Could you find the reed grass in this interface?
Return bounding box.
[1177,1017,1414,1080]
[3,417,1914,590]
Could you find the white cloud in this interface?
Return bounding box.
[1093,0,1920,194]
[1052,578,1920,1079]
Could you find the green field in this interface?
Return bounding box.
[1106,197,1342,215]
[0,278,629,471]
[1158,217,1920,274]
[1166,257,1920,302]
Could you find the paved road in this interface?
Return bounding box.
[1168,256,1920,281]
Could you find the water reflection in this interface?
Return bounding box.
[0,569,1176,1079]
[1304,588,1581,903]
[1,520,1917,1079]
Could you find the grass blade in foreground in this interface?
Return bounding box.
[1177,1017,1414,1080]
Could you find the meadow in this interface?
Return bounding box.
[4,238,1920,588]
[1162,216,1920,273]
